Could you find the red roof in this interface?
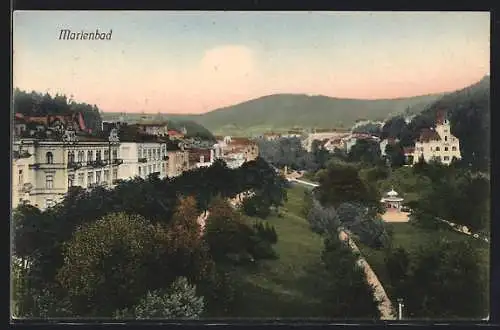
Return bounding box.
[418,128,441,143]
[168,130,183,136]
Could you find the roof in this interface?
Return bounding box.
[418,128,441,143]
[189,148,212,163]
[168,130,183,136]
[229,137,254,146]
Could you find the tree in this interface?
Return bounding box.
[114,277,204,319]
[316,161,382,213]
[306,199,339,235]
[56,212,169,316]
[348,139,382,165]
[385,247,410,299]
[400,239,488,319]
[334,202,390,249]
[320,233,381,319]
[385,142,406,168]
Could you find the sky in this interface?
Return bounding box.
[13,11,490,114]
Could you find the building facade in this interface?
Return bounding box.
[409,112,461,165]
[166,149,190,177]
[118,141,168,180]
[12,129,123,210]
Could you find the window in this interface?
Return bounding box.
[444,129,448,133]
[68,151,75,163]
[444,156,450,161]
[96,171,102,184]
[46,152,54,164]
[138,166,142,176]
[112,169,118,180]
[148,149,152,160]
[157,148,160,159]
[112,149,118,160]
[78,151,84,162]
[87,172,93,187]
[104,149,109,161]
[87,151,93,162]
[68,174,74,188]
[18,169,23,185]
[148,165,152,173]
[435,147,440,152]
[452,146,457,151]
[444,147,448,151]
[444,136,448,142]
[45,174,54,189]
[78,173,85,186]
[137,148,142,159]
[96,150,102,161]
[104,170,110,182]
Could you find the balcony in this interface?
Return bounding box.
[29,163,66,170]
[67,162,83,170]
[88,160,108,168]
[13,150,31,159]
[138,157,147,163]
[113,158,123,165]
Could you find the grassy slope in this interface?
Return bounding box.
[229,185,329,318]
[355,223,490,301]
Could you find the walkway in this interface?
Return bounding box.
[339,230,396,320]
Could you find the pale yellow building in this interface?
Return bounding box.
[410,112,461,165]
[12,129,123,211]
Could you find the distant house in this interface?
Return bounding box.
[131,120,169,137]
[407,110,461,165]
[168,129,185,140]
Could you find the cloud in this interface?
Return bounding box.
[198,45,256,86]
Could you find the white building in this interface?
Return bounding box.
[118,141,168,180]
[409,112,461,165]
[12,129,123,211]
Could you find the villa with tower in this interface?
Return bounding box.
[406,110,462,166]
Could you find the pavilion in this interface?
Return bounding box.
[381,188,404,211]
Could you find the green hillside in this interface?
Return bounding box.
[193,93,444,135]
[104,93,443,136]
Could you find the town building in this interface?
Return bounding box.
[189,148,214,168]
[166,149,190,177]
[12,128,123,210]
[118,140,168,180]
[302,129,350,152]
[130,120,169,137]
[407,111,461,165]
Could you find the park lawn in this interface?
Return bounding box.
[228,185,330,318]
[355,222,490,301]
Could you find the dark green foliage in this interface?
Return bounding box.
[385,247,410,299]
[241,194,272,219]
[114,277,204,319]
[257,136,318,171]
[14,88,102,133]
[319,234,381,319]
[397,239,489,319]
[253,221,278,244]
[348,139,383,165]
[12,157,286,318]
[316,161,382,213]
